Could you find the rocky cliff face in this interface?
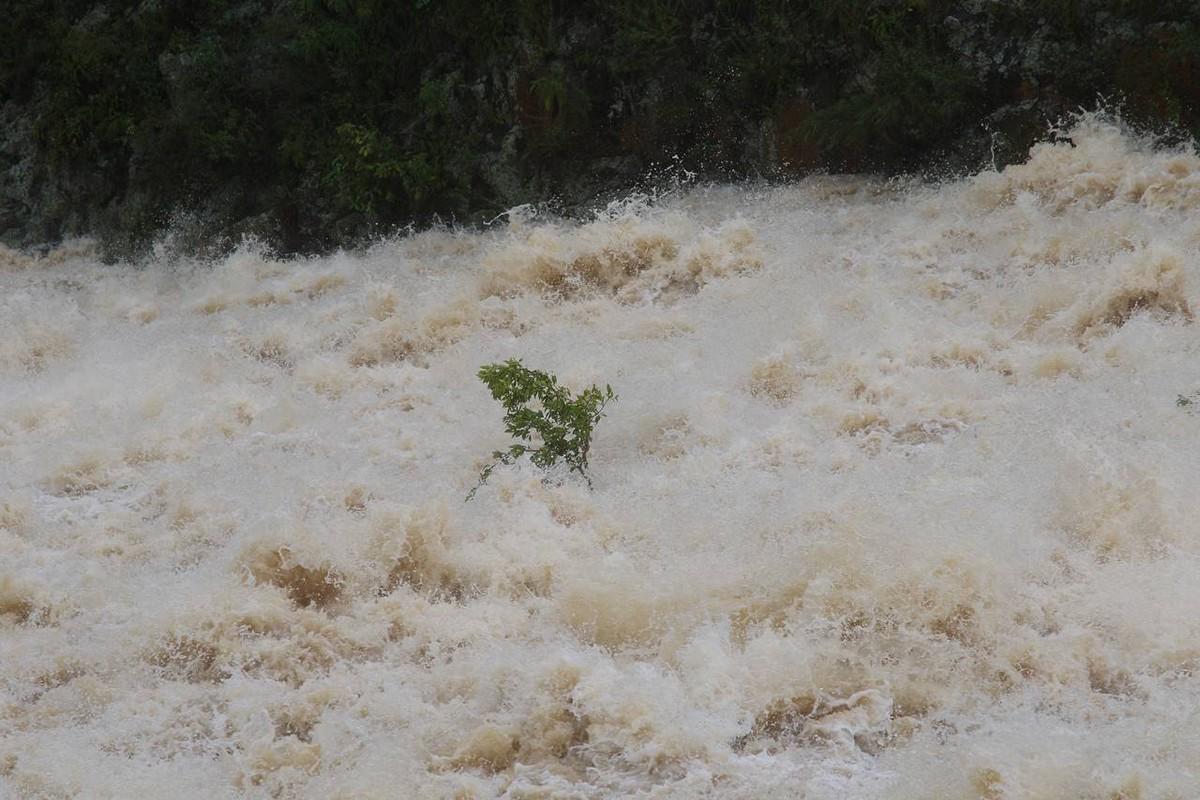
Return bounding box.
[4,0,1200,258]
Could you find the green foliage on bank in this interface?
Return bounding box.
[4,1,1200,254]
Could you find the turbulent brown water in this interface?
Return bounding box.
[4,116,1200,798]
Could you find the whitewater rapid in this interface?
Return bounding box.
[3,117,1200,798]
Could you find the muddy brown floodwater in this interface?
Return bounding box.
[3,115,1200,798]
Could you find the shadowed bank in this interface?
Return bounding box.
[4,1,1200,257]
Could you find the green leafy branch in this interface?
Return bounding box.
[468,359,617,501]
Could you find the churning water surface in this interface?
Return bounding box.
[3,116,1200,798]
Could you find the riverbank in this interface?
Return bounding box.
[4,1,1200,258]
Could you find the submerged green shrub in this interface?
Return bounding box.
[468,360,617,500]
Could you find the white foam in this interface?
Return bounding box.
[3,115,1200,797]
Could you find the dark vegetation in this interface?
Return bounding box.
[4,1,1200,257]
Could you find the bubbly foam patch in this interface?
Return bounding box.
[3,116,1200,797]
